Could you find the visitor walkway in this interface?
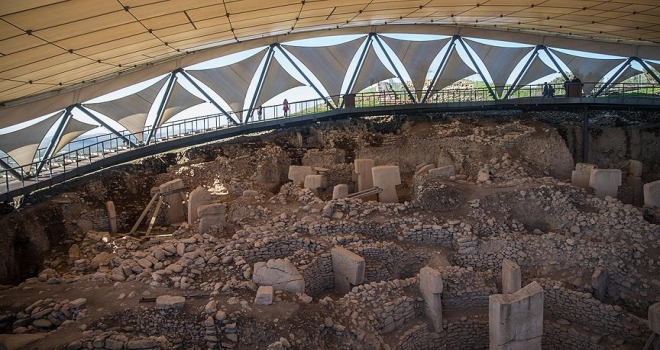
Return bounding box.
[2,84,659,204]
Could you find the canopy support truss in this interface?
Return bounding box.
[246,46,275,123]
[77,105,138,148]
[457,37,497,100]
[504,46,541,99]
[0,158,24,182]
[34,106,74,178]
[542,46,570,81]
[594,57,634,97]
[147,73,177,144]
[342,34,374,108]
[637,58,660,84]
[422,36,458,103]
[276,44,334,109]
[178,69,240,126]
[373,34,416,103]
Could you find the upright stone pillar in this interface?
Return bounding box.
[159,179,186,224]
[372,165,401,203]
[288,166,315,186]
[589,169,621,198]
[332,184,349,199]
[419,267,443,332]
[331,246,365,294]
[644,180,660,208]
[489,281,544,350]
[501,259,521,295]
[105,201,117,234]
[649,302,660,335]
[591,267,608,302]
[354,159,375,192]
[303,174,325,195]
[188,186,211,224]
[627,160,643,206]
[198,203,226,234]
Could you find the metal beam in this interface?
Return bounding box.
[457,37,497,100]
[276,44,334,109]
[246,46,275,123]
[594,57,633,97]
[77,105,138,148]
[636,58,660,85]
[342,34,374,108]
[373,35,416,103]
[178,69,241,126]
[0,158,23,182]
[504,46,540,100]
[147,73,177,143]
[542,46,570,81]
[422,36,457,103]
[34,106,74,177]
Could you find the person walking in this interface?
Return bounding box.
[542,82,549,98]
[282,99,289,117]
[257,105,263,120]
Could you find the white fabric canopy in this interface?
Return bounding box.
[0,111,63,174]
[466,40,533,97]
[53,117,99,156]
[551,50,626,95]
[187,50,266,121]
[610,65,643,87]
[379,36,450,101]
[350,45,396,94]
[645,61,660,76]
[512,55,558,93]
[158,82,205,127]
[430,49,476,92]
[84,76,168,142]
[284,37,365,105]
[254,57,305,114]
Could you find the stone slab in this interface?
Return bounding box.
[589,169,621,199]
[644,180,660,208]
[429,165,455,178]
[650,302,660,334]
[198,203,226,234]
[156,295,185,310]
[502,259,521,295]
[419,267,443,332]
[571,170,591,189]
[105,201,117,234]
[372,165,401,203]
[331,246,365,294]
[489,281,544,350]
[253,259,305,294]
[188,187,211,224]
[288,166,315,186]
[254,286,274,305]
[159,179,186,224]
[303,174,325,193]
[332,184,349,199]
[354,159,375,192]
[0,334,47,350]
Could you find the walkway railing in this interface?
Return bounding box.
[1,81,659,203]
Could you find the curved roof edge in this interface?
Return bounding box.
[1,24,659,129]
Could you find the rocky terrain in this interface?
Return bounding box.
[0,112,659,350]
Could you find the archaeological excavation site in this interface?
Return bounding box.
[1,110,660,350]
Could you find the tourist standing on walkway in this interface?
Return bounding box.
[283,99,289,117]
[257,105,263,120]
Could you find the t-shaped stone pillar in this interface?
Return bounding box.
[331,246,365,294]
[502,259,521,295]
[489,281,544,350]
[354,159,375,192]
[372,165,401,203]
[419,267,443,332]
[188,186,211,224]
[288,165,315,186]
[159,179,186,224]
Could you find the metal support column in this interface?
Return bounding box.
[636,58,660,84]
[594,57,633,97]
[582,114,589,163]
[147,73,177,143]
[246,46,275,123]
[504,46,540,99]
[276,44,334,109]
[34,106,74,177]
[457,37,497,100]
[342,34,374,108]
[542,46,570,80]
[0,158,23,182]
[373,35,416,103]
[178,69,241,126]
[76,105,138,148]
[422,36,457,103]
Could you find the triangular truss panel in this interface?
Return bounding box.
[0,112,63,174]
[611,65,644,88]
[379,36,450,100]
[187,50,266,118]
[53,118,99,156]
[84,76,168,142]
[550,50,626,95]
[158,82,206,127]
[350,46,396,94]
[284,37,366,105]
[645,60,660,75]
[254,57,306,112]
[466,40,533,97]
[512,56,558,93]
[430,49,476,92]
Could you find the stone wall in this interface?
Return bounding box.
[436,266,496,309]
[393,318,489,350]
[299,254,334,297]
